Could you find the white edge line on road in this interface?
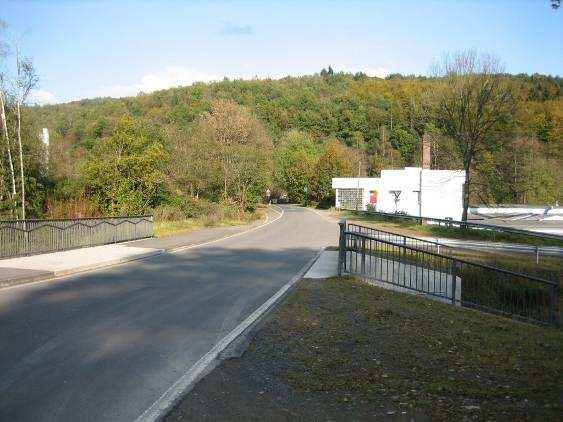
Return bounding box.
[301,205,336,223]
[168,204,284,254]
[134,246,324,422]
[0,206,285,292]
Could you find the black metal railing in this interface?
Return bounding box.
[338,220,559,325]
[345,209,563,243]
[348,223,454,256]
[0,216,154,259]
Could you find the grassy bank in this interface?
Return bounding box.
[167,277,563,421]
[335,210,563,247]
[154,208,266,237]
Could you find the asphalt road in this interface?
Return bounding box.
[0,205,338,422]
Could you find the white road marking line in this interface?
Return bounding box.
[168,205,285,254]
[302,206,337,223]
[134,247,323,422]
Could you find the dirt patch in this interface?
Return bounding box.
[166,277,563,421]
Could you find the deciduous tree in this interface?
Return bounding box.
[432,50,517,221]
[83,117,168,215]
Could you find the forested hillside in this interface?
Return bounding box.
[4,70,563,219]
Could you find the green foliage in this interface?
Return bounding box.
[189,100,273,210]
[274,130,318,203]
[82,117,168,215]
[311,139,354,205]
[13,71,562,220]
[390,126,418,165]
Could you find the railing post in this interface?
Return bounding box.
[24,221,29,256]
[450,258,457,305]
[548,284,557,325]
[535,246,539,265]
[361,237,366,274]
[338,219,347,276]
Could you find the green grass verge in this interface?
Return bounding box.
[336,210,563,247]
[267,277,563,420]
[154,209,264,237]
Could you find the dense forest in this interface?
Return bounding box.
[1,68,562,221]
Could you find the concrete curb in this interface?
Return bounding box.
[134,247,326,422]
[0,249,164,289]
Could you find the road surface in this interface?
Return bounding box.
[0,205,337,422]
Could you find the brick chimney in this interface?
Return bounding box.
[422,133,431,169]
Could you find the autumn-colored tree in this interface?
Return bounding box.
[432,50,517,221]
[192,100,273,209]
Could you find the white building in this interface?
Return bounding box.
[332,167,466,221]
[40,128,49,163]
[40,128,49,147]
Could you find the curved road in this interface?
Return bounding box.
[0,205,337,422]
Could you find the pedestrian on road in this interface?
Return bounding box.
[266,188,271,204]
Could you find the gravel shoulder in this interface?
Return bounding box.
[166,277,563,421]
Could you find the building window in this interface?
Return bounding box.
[338,188,363,209]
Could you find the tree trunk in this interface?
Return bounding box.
[0,91,17,208]
[461,171,470,224]
[16,100,25,220]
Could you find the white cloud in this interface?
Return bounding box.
[29,89,58,105]
[93,66,219,98]
[221,23,254,35]
[335,66,390,79]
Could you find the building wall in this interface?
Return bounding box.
[332,168,465,220]
[333,178,380,210]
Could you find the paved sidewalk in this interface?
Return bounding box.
[0,210,273,289]
[0,244,163,288]
[304,250,339,278]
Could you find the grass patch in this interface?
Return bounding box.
[336,210,563,247]
[154,209,265,237]
[264,277,563,420]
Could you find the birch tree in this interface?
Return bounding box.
[14,43,38,220]
[0,20,17,214]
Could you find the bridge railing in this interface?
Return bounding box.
[0,216,154,259]
[347,223,454,256]
[338,220,559,326]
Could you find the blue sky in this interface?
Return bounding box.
[2,0,562,104]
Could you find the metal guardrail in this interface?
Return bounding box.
[347,209,563,243]
[338,220,559,325]
[0,216,154,259]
